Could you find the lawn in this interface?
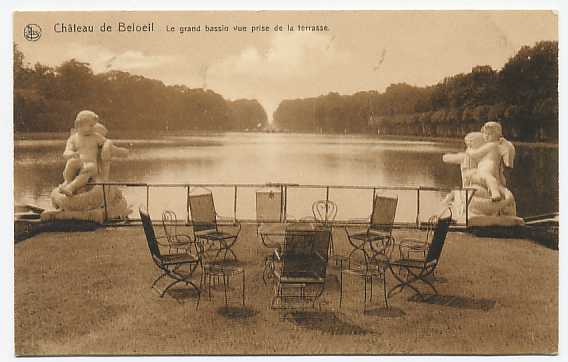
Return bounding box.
[14,223,558,355]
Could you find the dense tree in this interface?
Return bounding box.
[13,46,267,134]
[274,41,558,142]
[227,99,268,130]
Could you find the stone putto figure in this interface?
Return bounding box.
[41,110,131,224]
[442,121,524,227]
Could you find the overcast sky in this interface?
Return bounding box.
[14,11,558,120]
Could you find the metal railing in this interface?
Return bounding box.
[93,181,476,228]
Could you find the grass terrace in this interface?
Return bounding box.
[14,223,558,355]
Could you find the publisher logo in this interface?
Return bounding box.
[24,24,42,41]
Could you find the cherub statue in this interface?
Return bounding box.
[463,129,504,201]
[442,122,522,224]
[42,110,131,223]
[59,110,128,196]
[465,122,515,200]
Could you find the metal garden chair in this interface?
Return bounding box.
[311,199,338,255]
[256,187,286,283]
[387,209,452,301]
[270,226,331,310]
[197,239,246,306]
[139,208,201,308]
[340,232,394,310]
[256,187,285,249]
[345,195,398,265]
[162,209,193,253]
[188,188,241,262]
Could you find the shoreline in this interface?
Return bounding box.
[12,131,560,148]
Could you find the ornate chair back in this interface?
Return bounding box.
[312,200,338,225]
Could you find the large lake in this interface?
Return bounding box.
[14,132,558,223]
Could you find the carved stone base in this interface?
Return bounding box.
[468,215,525,227]
[41,185,131,224]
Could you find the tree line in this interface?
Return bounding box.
[273,41,558,142]
[13,44,268,133]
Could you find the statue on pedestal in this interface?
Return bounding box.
[41,110,131,224]
[442,121,524,227]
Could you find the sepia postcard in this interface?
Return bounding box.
[11,9,559,358]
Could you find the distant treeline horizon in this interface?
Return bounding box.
[13,44,268,134]
[14,41,557,142]
[274,41,558,142]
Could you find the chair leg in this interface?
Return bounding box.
[363,277,367,311]
[242,271,246,305]
[339,262,343,308]
[223,274,228,306]
[208,274,213,300]
[369,275,374,302]
[152,273,167,290]
[383,272,389,309]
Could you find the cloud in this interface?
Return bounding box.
[60,43,176,74]
[22,43,177,76]
[206,32,352,118]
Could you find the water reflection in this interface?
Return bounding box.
[14,133,557,219]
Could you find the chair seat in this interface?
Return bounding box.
[389,258,425,269]
[349,231,390,242]
[197,231,236,241]
[160,253,200,265]
[399,238,427,251]
[258,223,286,236]
[204,264,244,277]
[344,262,386,276]
[275,271,325,284]
[168,240,192,248]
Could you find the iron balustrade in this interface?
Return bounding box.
[89,181,476,228]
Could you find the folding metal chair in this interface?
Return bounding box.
[345,195,398,265]
[270,226,331,310]
[139,208,201,308]
[388,210,452,301]
[188,188,241,262]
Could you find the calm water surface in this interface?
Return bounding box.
[14,132,558,222]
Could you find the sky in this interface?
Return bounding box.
[14,11,558,121]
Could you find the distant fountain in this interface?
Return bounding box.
[442,122,524,227]
[41,111,131,224]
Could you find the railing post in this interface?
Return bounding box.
[102,184,108,223]
[280,185,284,223]
[465,188,469,228]
[233,185,238,222]
[146,185,150,217]
[186,185,190,225]
[416,187,421,228]
[325,186,330,223]
[283,185,288,223]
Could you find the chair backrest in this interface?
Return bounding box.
[140,208,161,259]
[256,189,283,223]
[188,192,217,233]
[312,200,338,225]
[370,195,398,234]
[281,228,331,279]
[425,215,452,264]
[162,209,178,244]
